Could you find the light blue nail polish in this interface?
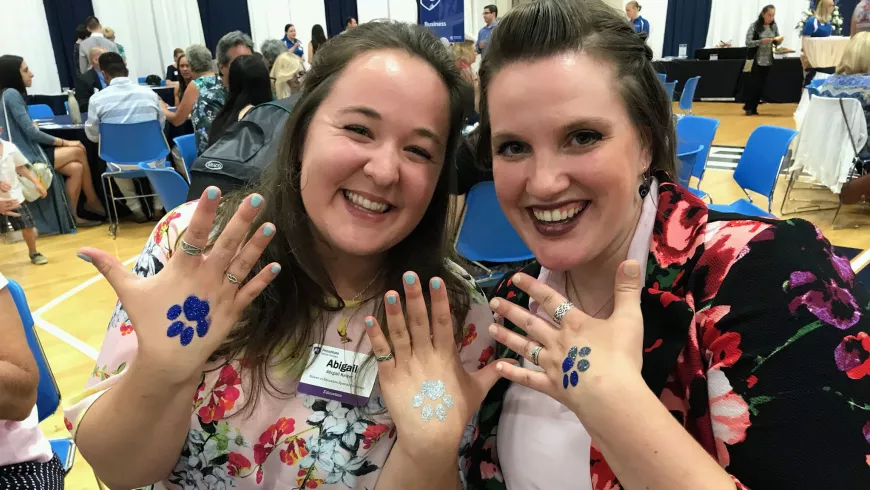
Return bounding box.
[431,278,442,290]
[365,318,374,328]
[404,273,416,285]
[270,264,281,274]
[76,252,92,263]
[251,195,263,208]
[263,224,275,237]
[387,294,397,305]
[206,187,219,200]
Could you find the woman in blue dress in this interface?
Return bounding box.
[802,0,836,83]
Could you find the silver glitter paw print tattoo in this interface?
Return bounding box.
[412,380,454,422]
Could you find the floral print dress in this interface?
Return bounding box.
[64,201,497,490]
[462,178,870,489]
[191,75,227,155]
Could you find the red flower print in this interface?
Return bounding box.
[197,364,241,423]
[479,461,502,481]
[506,290,516,300]
[590,446,620,490]
[362,423,390,449]
[787,272,861,330]
[297,469,323,488]
[256,466,263,484]
[707,368,750,466]
[834,332,870,379]
[695,306,741,369]
[254,416,297,464]
[119,322,133,336]
[694,227,751,301]
[462,324,478,347]
[746,375,758,388]
[644,338,663,353]
[227,452,251,477]
[63,417,73,431]
[279,437,309,466]
[651,189,705,269]
[478,346,495,369]
[152,210,181,246]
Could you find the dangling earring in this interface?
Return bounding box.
[638,167,652,199]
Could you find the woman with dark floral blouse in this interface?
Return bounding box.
[366,1,870,489]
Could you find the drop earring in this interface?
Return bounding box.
[638,168,652,199]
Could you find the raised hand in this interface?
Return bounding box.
[487,261,645,414]
[77,187,281,385]
[364,272,507,461]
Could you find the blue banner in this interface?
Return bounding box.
[419,0,465,42]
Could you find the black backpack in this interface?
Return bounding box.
[187,95,301,199]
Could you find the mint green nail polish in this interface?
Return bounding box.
[404,273,415,285]
[270,264,281,274]
[365,318,374,328]
[263,224,275,237]
[251,195,263,208]
[206,188,219,200]
[387,294,397,305]
[76,252,92,263]
[431,278,442,290]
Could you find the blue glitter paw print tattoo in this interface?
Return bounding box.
[412,380,454,422]
[166,296,211,346]
[561,346,591,389]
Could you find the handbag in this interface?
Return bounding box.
[837,97,870,205]
[2,89,54,202]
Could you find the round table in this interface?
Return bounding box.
[804,36,850,68]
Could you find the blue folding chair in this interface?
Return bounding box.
[676,115,720,201]
[63,101,69,115]
[679,76,700,115]
[455,181,534,287]
[173,134,197,182]
[138,162,190,212]
[98,120,170,237]
[709,125,798,218]
[27,104,54,119]
[137,76,147,84]
[657,73,667,83]
[663,81,677,101]
[676,144,704,189]
[6,279,76,475]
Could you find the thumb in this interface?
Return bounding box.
[77,247,135,299]
[612,260,643,320]
[467,359,519,406]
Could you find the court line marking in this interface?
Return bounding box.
[31,255,140,360]
[852,249,870,273]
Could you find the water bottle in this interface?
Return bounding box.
[67,90,82,124]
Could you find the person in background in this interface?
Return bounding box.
[802,0,836,83]
[625,1,650,40]
[743,5,783,116]
[73,24,90,77]
[165,48,184,84]
[103,28,125,60]
[0,55,104,230]
[78,16,119,74]
[207,55,273,146]
[853,0,870,36]
[0,273,64,488]
[345,16,358,33]
[0,129,48,265]
[282,23,304,58]
[173,53,192,106]
[85,52,165,222]
[75,47,106,113]
[452,40,479,117]
[260,39,286,71]
[270,51,305,99]
[818,31,870,155]
[309,24,328,64]
[477,5,498,54]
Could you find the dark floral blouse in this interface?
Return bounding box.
[461,179,870,489]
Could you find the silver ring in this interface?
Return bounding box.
[375,353,394,362]
[180,239,204,256]
[529,344,543,366]
[225,272,242,285]
[553,301,575,325]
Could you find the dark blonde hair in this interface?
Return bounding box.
[477,0,676,177]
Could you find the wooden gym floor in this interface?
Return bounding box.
[1,102,868,490]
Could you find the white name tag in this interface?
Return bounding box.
[297,344,378,406]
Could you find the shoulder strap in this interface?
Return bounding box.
[839,97,861,157]
[2,90,11,144]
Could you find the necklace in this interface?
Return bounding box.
[347,271,382,304]
[566,271,614,319]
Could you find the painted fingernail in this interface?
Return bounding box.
[489,324,497,336]
[270,264,281,274]
[206,187,219,200]
[403,273,416,285]
[263,224,275,237]
[512,274,522,284]
[431,278,441,290]
[386,294,397,305]
[76,252,92,263]
[489,298,500,310]
[250,194,263,208]
[365,318,374,328]
[624,260,640,278]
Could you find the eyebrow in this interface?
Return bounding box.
[492,117,613,143]
[339,106,444,147]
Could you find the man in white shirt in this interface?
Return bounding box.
[0,135,47,264]
[85,52,165,221]
[78,16,119,74]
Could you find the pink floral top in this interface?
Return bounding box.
[63,201,497,490]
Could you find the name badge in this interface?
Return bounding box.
[297,344,378,406]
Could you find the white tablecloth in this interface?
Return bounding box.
[804,36,850,67]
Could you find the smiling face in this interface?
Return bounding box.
[299,49,449,259]
[19,61,33,88]
[286,25,297,39]
[488,52,649,271]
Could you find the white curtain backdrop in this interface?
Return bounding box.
[0,0,62,94]
[93,0,204,81]
[639,0,670,59]
[248,0,293,49]
[706,0,806,53]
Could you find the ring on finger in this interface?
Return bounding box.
[529,344,544,366]
[225,272,242,285]
[181,239,204,256]
[553,301,575,325]
[375,352,394,362]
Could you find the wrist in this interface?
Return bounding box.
[570,370,650,432]
[392,438,459,470]
[129,356,203,391]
